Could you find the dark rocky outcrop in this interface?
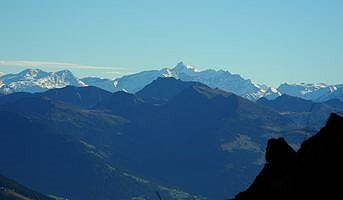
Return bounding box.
[234,113,343,200]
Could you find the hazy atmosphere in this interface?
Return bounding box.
[1,0,343,86]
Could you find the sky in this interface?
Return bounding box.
[0,0,342,87]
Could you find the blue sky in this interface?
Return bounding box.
[0,0,342,86]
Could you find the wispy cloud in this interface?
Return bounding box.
[0,60,132,78]
[0,60,128,71]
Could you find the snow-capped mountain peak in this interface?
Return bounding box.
[277,82,338,101]
[2,63,270,101]
[1,64,342,102]
[0,68,86,93]
[111,62,267,100]
[19,68,47,77]
[172,61,198,73]
[49,69,86,87]
[1,68,48,84]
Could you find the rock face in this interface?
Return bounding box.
[234,113,343,200]
[265,138,296,166]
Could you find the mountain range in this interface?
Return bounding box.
[277,82,343,101]
[0,77,317,199]
[1,62,342,101]
[1,64,343,199]
[257,94,343,131]
[0,69,85,94]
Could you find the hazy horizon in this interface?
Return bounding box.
[1,0,343,86]
[0,60,342,87]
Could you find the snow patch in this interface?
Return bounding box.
[278,82,339,101]
[263,87,282,100]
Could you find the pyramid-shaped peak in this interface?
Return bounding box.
[172,62,196,71]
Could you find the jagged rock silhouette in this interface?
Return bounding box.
[234,113,343,200]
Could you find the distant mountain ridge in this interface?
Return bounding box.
[257,94,343,131]
[112,62,267,101]
[0,69,85,94]
[1,62,342,102]
[277,82,342,101]
[0,62,271,100]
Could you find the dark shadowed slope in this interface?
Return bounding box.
[95,77,304,199]
[0,86,112,109]
[0,92,36,105]
[257,94,343,131]
[136,77,206,104]
[0,78,307,199]
[0,97,201,200]
[257,94,315,113]
[0,174,58,200]
[234,113,343,200]
[41,85,112,108]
